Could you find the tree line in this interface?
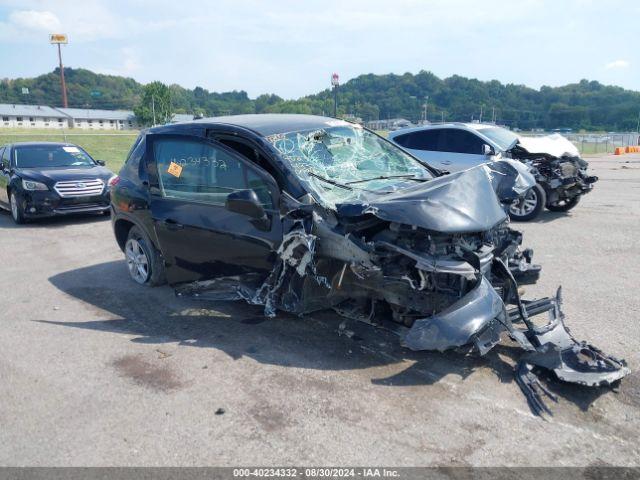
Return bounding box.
[1,68,639,131]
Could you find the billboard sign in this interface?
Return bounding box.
[49,34,68,44]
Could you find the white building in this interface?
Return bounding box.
[55,107,138,130]
[0,104,204,130]
[0,104,70,129]
[171,113,195,123]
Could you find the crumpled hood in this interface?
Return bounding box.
[17,166,113,185]
[336,165,508,234]
[514,133,580,159]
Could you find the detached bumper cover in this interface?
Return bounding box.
[402,261,630,415]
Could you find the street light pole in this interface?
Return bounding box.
[331,73,339,118]
[57,43,68,108]
[50,34,69,108]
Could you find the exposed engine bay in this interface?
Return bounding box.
[509,134,598,212]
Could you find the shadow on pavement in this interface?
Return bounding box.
[43,260,611,413]
[0,208,110,230]
[510,210,572,225]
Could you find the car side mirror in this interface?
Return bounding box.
[226,189,270,230]
[482,144,495,156]
[96,160,106,166]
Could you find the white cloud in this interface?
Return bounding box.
[8,10,61,31]
[605,59,630,69]
[92,47,142,77]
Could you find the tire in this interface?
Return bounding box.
[9,191,26,224]
[124,225,166,286]
[547,195,581,212]
[508,183,546,222]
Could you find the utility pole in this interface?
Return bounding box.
[422,96,429,123]
[479,105,484,123]
[49,34,69,108]
[492,106,496,124]
[152,94,157,125]
[331,73,340,118]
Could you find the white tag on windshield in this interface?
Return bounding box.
[63,146,80,153]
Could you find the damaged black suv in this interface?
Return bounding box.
[111,114,628,414]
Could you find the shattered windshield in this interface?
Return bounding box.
[476,127,519,151]
[266,124,433,206]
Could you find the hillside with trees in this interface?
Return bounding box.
[1,68,639,130]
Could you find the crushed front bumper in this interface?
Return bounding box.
[401,260,630,415]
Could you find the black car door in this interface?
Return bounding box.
[145,133,283,285]
[0,147,9,207]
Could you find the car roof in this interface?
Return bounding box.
[5,141,78,148]
[153,114,349,137]
[388,122,498,138]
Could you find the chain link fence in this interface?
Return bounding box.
[520,132,640,155]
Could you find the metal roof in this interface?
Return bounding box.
[0,104,68,118]
[56,108,135,121]
[3,141,77,147]
[188,114,346,137]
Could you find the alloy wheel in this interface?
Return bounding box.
[510,188,538,217]
[125,238,150,284]
[10,193,19,221]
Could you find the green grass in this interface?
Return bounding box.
[0,129,138,173]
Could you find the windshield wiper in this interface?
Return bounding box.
[345,174,428,185]
[307,172,353,190]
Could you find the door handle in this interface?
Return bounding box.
[162,219,184,230]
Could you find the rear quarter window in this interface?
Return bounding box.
[120,136,145,179]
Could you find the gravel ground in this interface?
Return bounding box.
[0,153,639,467]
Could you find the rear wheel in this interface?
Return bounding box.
[9,192,26,224]
[508,183,546,222]
[125,226,166,286]
[547,195,581,212]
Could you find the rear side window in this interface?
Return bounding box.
[438,129,485,155]
[153,138,274,208]
[120,136,145,179]
[394,130,441,151]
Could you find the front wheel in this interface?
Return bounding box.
[9,192,26,224]
[509,183,546,222]
[547,195,581,212]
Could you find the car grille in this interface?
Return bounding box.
[54,179,105,198]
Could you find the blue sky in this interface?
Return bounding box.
[0,0,637,99]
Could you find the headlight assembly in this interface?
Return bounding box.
[22,179,49,191]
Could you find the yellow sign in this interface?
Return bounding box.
[49,34,68,44]
[167,161,183,178]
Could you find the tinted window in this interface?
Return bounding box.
[438,129,485,155]
[154,138,273,208]
[394,130,441,151]
[120,136,145,179]
[476,127,518,150]
[14,145,95,168]
[2,147,9,166]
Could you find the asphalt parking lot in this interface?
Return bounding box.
[1,153,639,467]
